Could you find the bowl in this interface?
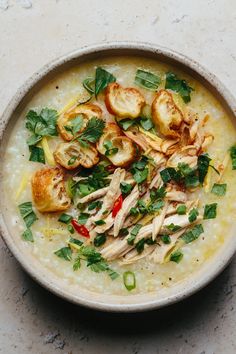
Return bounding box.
[0,42,236,312]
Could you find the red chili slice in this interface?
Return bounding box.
[112,195,123,218]
[71,219,90,238]
[107,164,116,173]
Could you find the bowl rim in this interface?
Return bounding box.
[0,41,236,312]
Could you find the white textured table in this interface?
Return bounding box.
[0,1,236,353]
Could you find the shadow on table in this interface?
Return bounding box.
[24,259,235,337]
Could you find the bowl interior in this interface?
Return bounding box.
[0,42,236,312]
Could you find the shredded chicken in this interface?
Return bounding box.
[92,168,126,222]
[76,187,109,204]
[152,202,169,240]
[149,229,186,264]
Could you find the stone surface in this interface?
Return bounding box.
[0,0,236,353]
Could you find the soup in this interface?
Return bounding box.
[2,56,236,295]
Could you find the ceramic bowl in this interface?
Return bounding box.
[0,42,236,312]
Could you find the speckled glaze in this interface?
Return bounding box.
[0,42,236,312]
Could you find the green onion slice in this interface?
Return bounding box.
[123,271,136,291]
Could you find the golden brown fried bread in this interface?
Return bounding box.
[54,141,99,170]
[97,123,136,167]
[31,167,71,212]
[152,90,184,138]
[57,103,102,141]
[105,83,145,119]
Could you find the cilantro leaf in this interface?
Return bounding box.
[170,250,183,263]
[83,77,95,95]
[165,72,193,103]
[135,69,160,91]
[95,67,116,96]
[73,256,81,271]
[120,182,133,195]
[103,140,118,156]
[160,167,181,183]
[18,202,37,228]
[88,200,103,211]
[64,115,84,137]
[127,224,142,245]
[139,117,154,131]
[22,228,34,242]
[78,213,90,225]
[161,235,171,244]
[29,146,45,164]
[54,247,72,261]
[230,145,236,170]
[211,183,227,196]
[197,154,211,184]
[118,119,136,131]
[188,208,199,223]
[166,223,181,232]
[94,233,107,247]
[26,108,58,138]
[58,213,73,224]
[176,204,187,215]
[77,117,105,145]
[204,203,217,219]
[69,237,83,247]
[130,156,149,184]
[150,186,166,202]
[181,224,204,244]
